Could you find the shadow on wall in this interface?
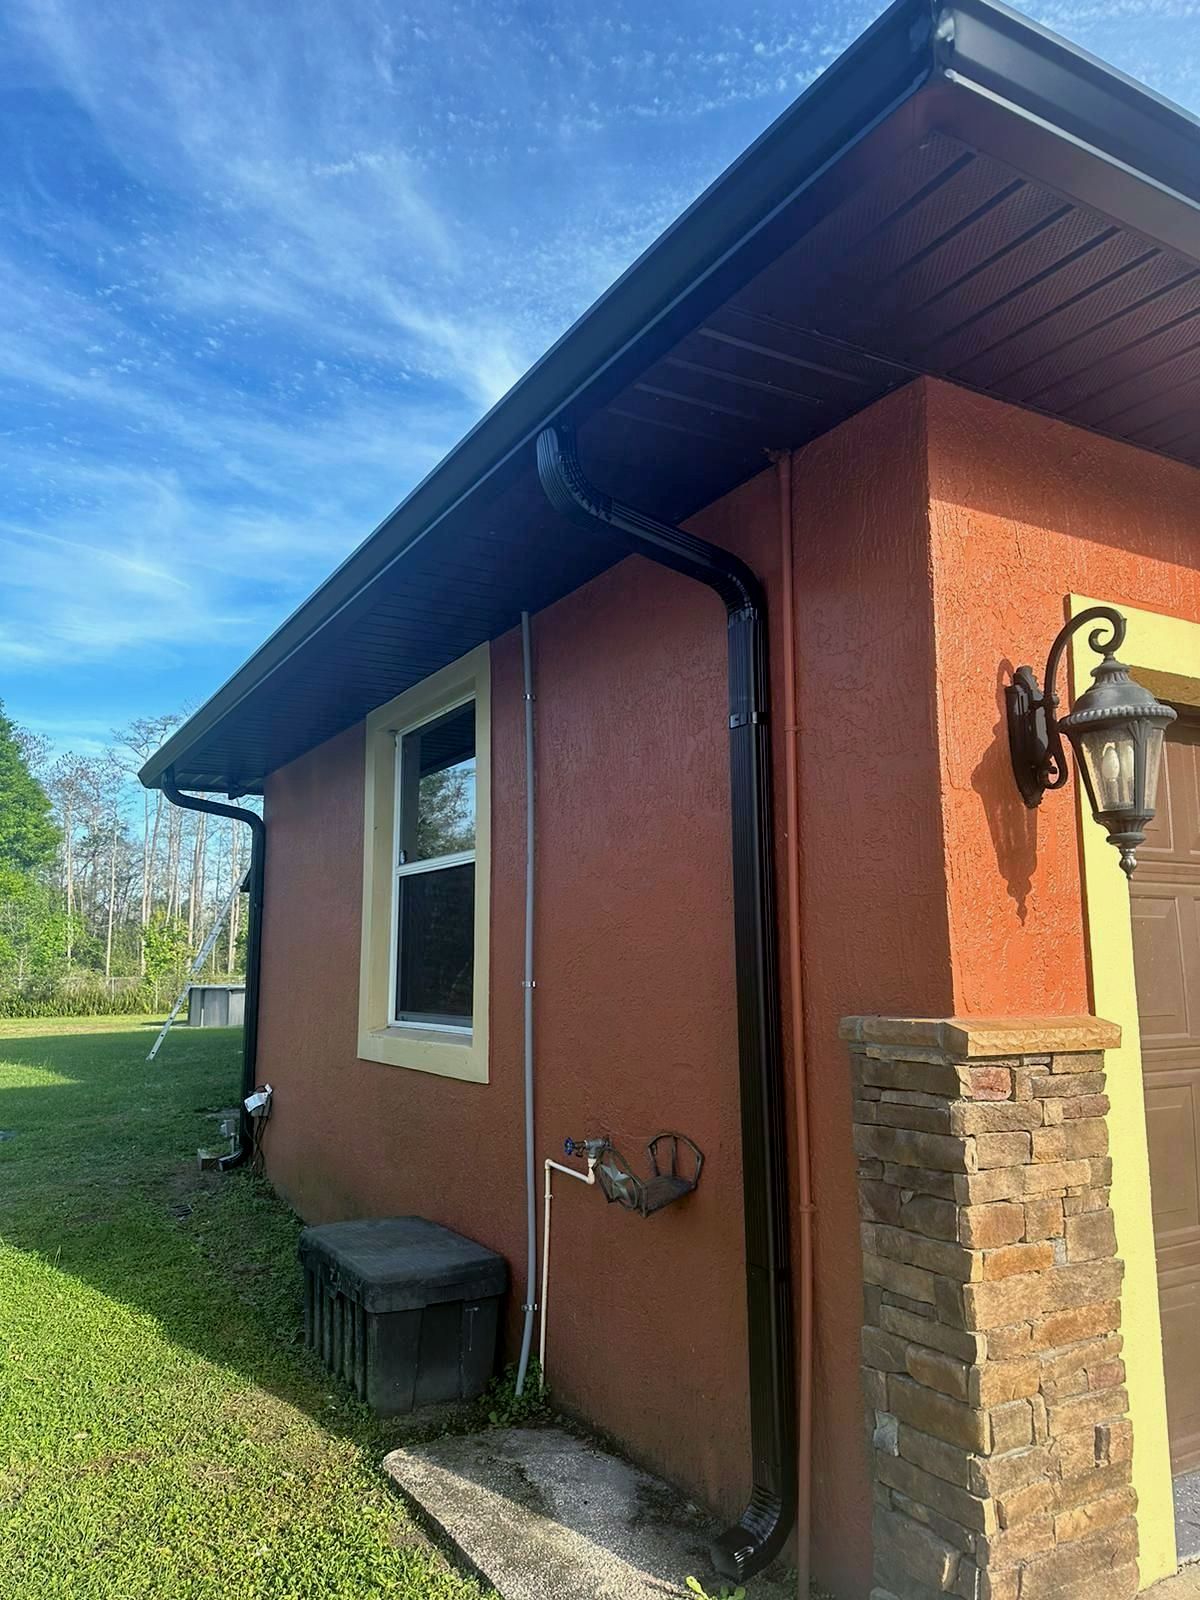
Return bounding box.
[971,658,1038,922]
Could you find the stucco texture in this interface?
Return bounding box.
[925,379,1200,1015]
[260,543,754,1527]
[778,384,953,1591]
[254,377,1200,1598]
[256,384,945,1599]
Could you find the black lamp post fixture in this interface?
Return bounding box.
[1007,606,1176,879]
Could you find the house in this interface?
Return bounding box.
[139,2,1200,1594]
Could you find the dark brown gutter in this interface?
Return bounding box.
[536,424,794,1582]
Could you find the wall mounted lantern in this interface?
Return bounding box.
[1007,606,1176,878]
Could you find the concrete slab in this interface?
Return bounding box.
[1177,1469,1200,1565]
[1149,1561,1200,1599]
[384,1426,795,1599]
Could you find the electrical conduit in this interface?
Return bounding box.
[515,611,539,1397]
[776,450,815,1595]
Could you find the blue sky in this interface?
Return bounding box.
[2,0,1198,761]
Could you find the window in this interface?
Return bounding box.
[358,646,490,1080]
[392,700,476,1029]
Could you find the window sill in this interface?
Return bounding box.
[386,1022,473,1047]
[357,1023,487,1083]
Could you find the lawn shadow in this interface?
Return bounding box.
[0,1024,484,1463]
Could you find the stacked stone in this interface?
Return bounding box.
[841,1016,1135,1600]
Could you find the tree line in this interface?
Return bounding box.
[0,701,255,1016]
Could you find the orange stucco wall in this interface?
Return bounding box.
[783,385,952,1588]
[261,528,760,1523]
[925,380,1200,1015]
[256,382,945,1598]
[256,379,1200,1594]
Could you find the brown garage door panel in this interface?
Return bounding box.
[1132,718,1200,1475]
[1146,1083,1200,1240]
[1132,890,1200,1042]
[1140,736,1200,867]
[1160,1278,1200,1475]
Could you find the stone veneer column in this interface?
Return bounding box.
[842,1016,1136,1600]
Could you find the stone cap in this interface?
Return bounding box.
[839,1014,1121,1057]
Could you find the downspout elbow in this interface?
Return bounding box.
[160,773,265,852]
[711,1489,790,1582]
[536,425,765,622]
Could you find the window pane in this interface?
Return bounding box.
[399,702,476,863]
[395,862,474,1025]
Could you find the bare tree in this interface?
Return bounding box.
[104,808,118,979]
[94,755,127,981]
[188,811,207,943]
[225,822,243,974]
[164,802,181,923]
[114,714,179,973]
[20,703,259,992]
[47,756,91,965]
[15,726,52,777]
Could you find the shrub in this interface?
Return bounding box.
[0,975,159,1019]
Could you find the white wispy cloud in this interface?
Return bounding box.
[0,0,1194,758]
[1,0,866,707]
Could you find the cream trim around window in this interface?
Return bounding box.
[357,644,490,1081]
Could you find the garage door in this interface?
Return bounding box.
[1132,716,1200,1474]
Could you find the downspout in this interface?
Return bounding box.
[535,424,794,1582]
[776,450,815,1597]
[161,773,266,1165]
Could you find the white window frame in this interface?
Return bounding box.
[357,644,490,1082]
[388,693,476,1033]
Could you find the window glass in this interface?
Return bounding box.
[393,698,476,1028]
[395,861,475,1024]
[399,702,475,864]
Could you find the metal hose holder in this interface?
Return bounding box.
[565,1133,704,1217]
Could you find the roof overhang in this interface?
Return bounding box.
[141,0,1200,795]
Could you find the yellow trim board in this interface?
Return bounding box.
[357,643,492,1083]
[1070,594,1200,1585]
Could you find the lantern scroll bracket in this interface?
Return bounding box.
[1007,607,1127,808]
[1006,605,1175,878]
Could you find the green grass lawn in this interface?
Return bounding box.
[0,1017,492,1599]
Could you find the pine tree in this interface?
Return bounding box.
[0,702,58,874]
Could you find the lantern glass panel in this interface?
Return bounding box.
[1143,724,1166,814]
[1075,722,1138,816]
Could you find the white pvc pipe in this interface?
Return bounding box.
[538,1156,596,1392]
[514,611,538,1397]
